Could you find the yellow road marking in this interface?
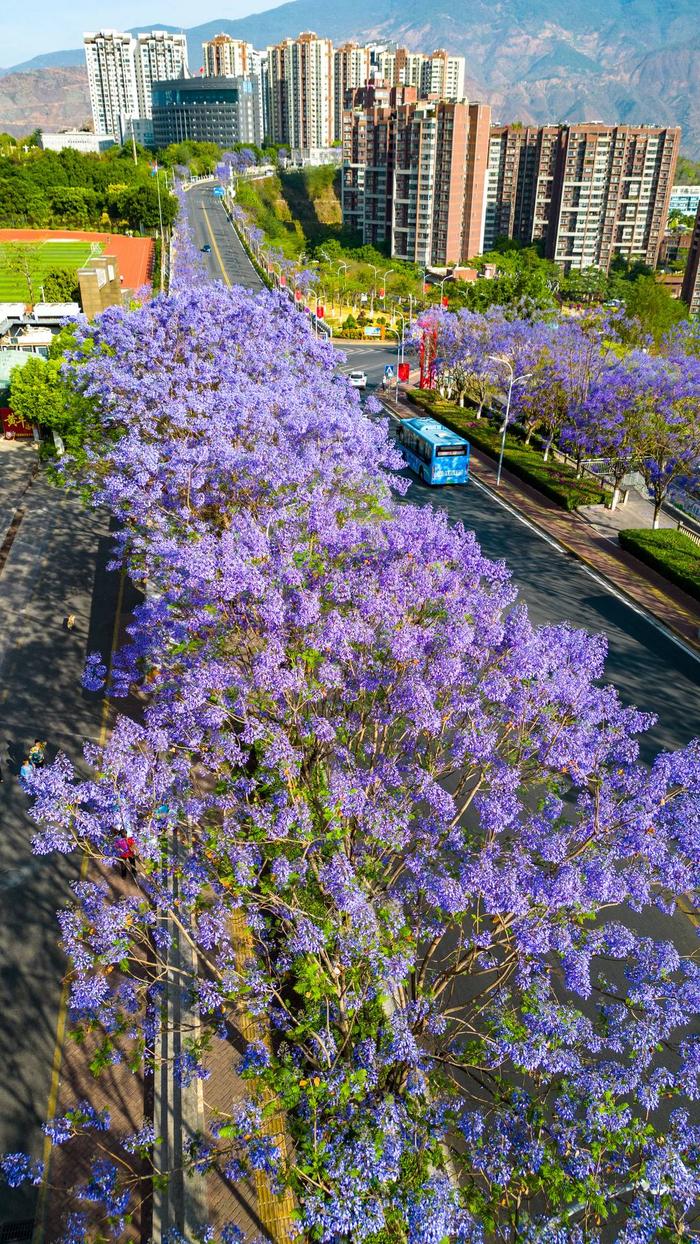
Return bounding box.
[32,568,126,1244]
[201,205,231,287]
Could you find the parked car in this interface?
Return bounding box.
[348,370,367,389]
[201,243,212,253]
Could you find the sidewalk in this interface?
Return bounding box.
[383,391,700,653]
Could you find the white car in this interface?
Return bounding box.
[348,370,367,389]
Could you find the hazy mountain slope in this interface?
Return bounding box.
[1,0,698,154]
[0,67,90,137]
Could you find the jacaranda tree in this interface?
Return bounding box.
[4,282,700,1244]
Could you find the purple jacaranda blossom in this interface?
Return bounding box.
[12,283,700,1240]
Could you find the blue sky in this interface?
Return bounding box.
[2,0,279,66]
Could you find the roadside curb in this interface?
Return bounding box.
[470,464,700,659]
[378,396,700,661]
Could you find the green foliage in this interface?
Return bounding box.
[675,154,700,184]
[622,275,688,343]
[42,267,80,302]
[158,140,221,175]
[407,391,608,510]
[8,325,101,464]
[0,146,178,232]
[618,528,700,600]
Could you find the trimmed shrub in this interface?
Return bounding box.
[618,528,700,601]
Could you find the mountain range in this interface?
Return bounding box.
[1,0,699,157]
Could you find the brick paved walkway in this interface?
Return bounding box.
[385,391,700,653]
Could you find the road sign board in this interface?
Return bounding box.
[364,326,381,337]
[384,365,394,377]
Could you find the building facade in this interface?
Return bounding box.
[266,33,335,149]
[341,83,415,249]
[484,125,559,250]
[682,204,700,318]
[342,89,490,265]
[485,122,679,272]
[202,34,255,76]
[669,185,700,216]
[84,30,139,141]
[202,35,268,140]
[333,43,371,142]
[371,46,465,101]
[41,131,117,154]
[151,77,262,148]
[547,124,679,272]
[135,31,188,120]
[85,28,188,141]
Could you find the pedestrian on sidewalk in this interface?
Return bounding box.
[114,833,138,881]
[29,739,46,767]
[19,758,33,787]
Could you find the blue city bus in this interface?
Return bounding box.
[397,417,470,486]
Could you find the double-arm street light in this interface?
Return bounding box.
[487,355,533,487]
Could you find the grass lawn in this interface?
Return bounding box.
[0,240,101,301]
[618,528,700,601]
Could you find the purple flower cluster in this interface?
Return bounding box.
[14,282,700,1239]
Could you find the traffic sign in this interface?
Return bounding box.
[364,326,381,337]
[384,365,394,378]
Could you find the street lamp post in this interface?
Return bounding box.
[381,268,395,307]
[487,355,533,488]
[384,326,402,404]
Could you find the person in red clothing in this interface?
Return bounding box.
[114,833,138,880]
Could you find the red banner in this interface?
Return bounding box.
[398,362,410,382]
[280,275,287,287]
[316,305,324,318]
[441,295,449,306]
[1,407,33,438]
[295,289,302,302]
[379,288,385,298]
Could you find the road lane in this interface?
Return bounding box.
[185,184,263,292]
[340,342,700,760]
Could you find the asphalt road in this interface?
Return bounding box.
[185,183,264,291]
[0,470,135,1227]
[339,342,700,761]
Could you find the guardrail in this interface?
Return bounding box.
[678,521,700,548]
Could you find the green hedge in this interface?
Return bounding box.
[618,528,700,601]
[406,391,607,511]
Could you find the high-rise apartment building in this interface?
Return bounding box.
[484,125,559,250]
[202,34,255,76]
[341,83,416,248]
[84,30,139,141]
[392,99,489,265]
[85,28,188,141]
[333,43,371,142]
[135,31,188,120]
[342,90,490,265]
[371,46,465,101]
[485,122,679,271]
[267,33,334,149]
[682,204,700,318]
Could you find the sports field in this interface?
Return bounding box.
[0,239,102,301]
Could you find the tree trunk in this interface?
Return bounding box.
[543,434,554,463]
[610,485,620,512]
[652,498,662,529]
